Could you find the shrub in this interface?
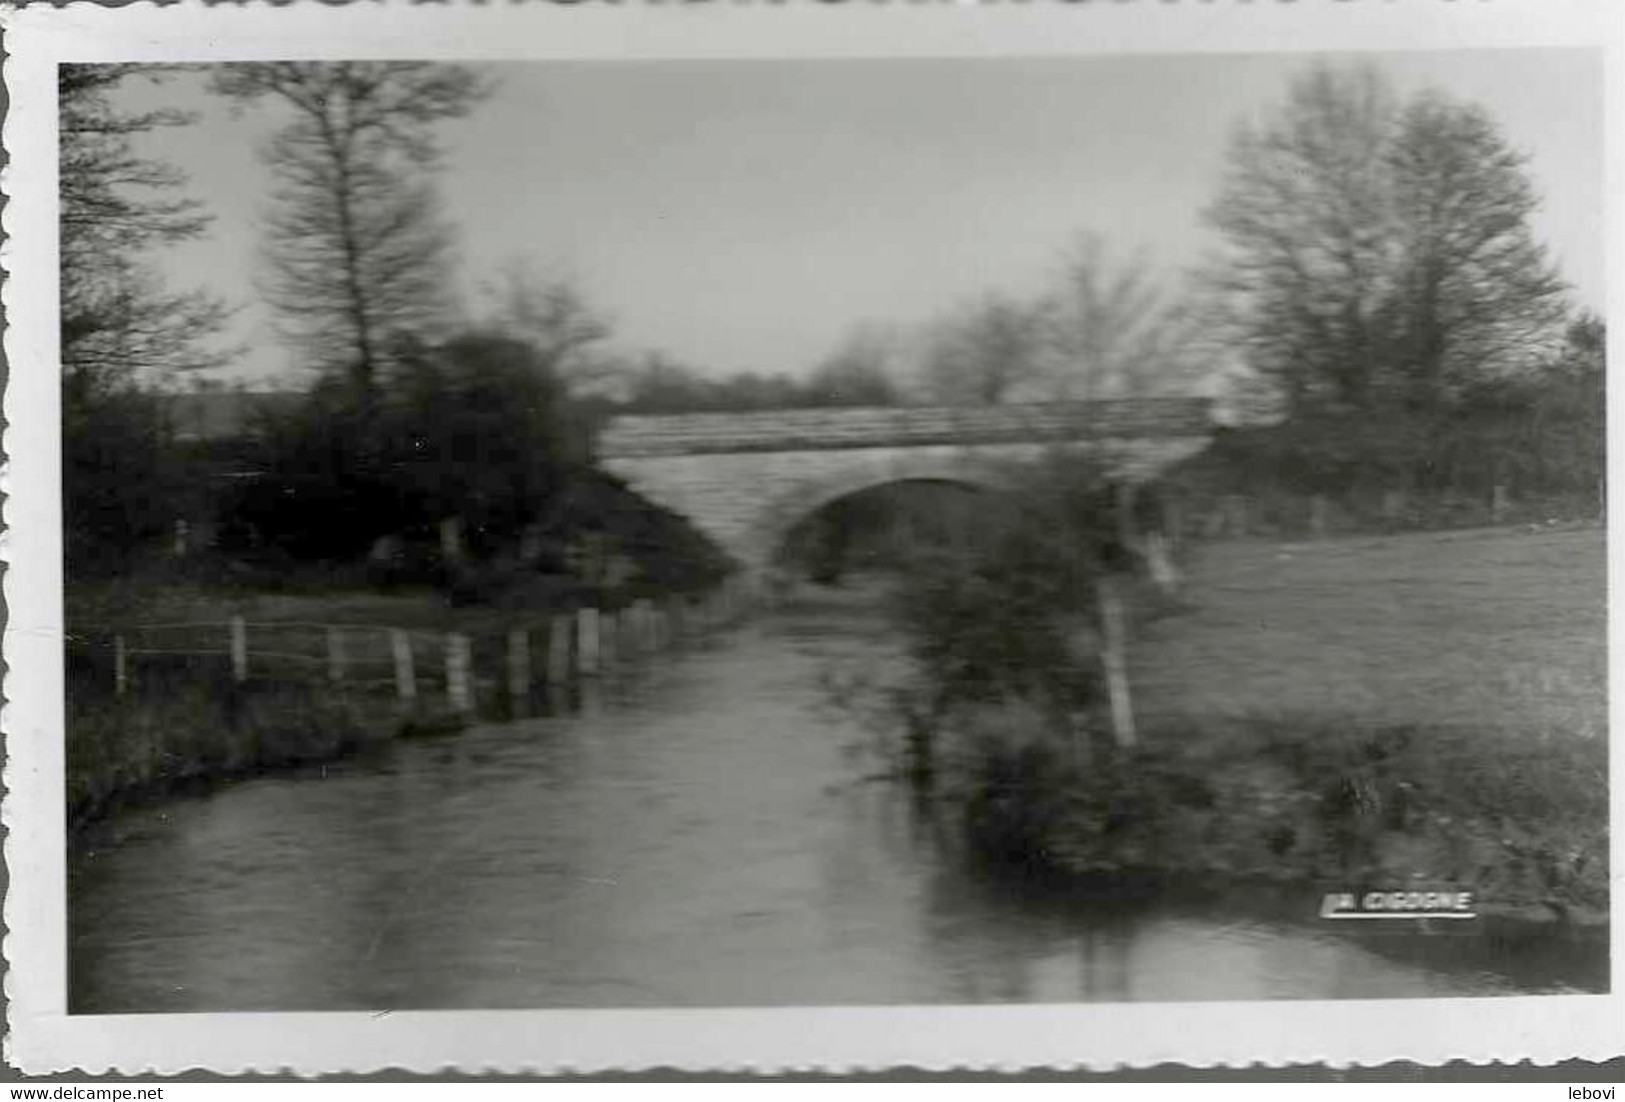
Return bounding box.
[66,666,396,828]
[882,454,1148,771]
[946,711,1608,919]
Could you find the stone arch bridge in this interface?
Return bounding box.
[599,399,1215,578]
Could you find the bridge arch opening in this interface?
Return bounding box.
[768,476,998,586]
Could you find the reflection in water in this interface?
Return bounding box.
[69,598,1603,1013]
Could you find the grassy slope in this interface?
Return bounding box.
[1035,525,1611,922]
[1132,525,1606,739]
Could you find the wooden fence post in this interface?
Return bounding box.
[439,516,464,566]
[622,601,638,653]
[1097,579,1138,749]
[1163,494,1185,549]
[1145,530,1179,594]
[637,604,656,656]
[1309,494,1329,538]
[579,677,603,718]
[577,608,601,676]
[113,634,127,697]
[546,617,571,687]
[1492,484,1511,523]
[446,633,473,713]
[327,626,346,683]
[1381,489,1405,526]
[601,608,617,669]
[612,607,631,661]
[1227,495,1249,538]
[230,616,248,683]
[391,628,417,704]
[507,629,531,709]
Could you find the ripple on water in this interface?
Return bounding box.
[68,603,1602,1013]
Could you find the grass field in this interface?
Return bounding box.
[931,524,1609,921]
[1132,524,1607,739]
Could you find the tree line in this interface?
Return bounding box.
[1189,65,1601,527]
[61,59,1603,586]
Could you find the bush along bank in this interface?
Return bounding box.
[931,707,1608,927]
[64,577,753,830]
[860,458,1607,931]
[65,668,430,830]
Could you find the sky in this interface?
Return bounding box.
[116,49,1605,388]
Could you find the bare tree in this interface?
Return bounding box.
[806,323,902,407]
[211,62,489,397]
[477,258,614,391]
[1383,92,1567,408]
[918,237,1197,406]
[60,64,229,392]
[59,64,233,573]
[1202,64,1399,416]
[1203,62,1566,419]
[1038,233,1195,400]
[919,294,1042,405]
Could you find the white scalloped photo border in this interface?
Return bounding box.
[4,0,1622,1076]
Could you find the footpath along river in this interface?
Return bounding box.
[69,589,1603,1013]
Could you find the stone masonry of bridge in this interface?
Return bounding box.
[599,399,1215,574]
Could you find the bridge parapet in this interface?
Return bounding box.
[599,398,1216,575]
[600,399,1213,458]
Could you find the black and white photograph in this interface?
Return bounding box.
[4,0,1621,1075]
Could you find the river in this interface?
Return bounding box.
[69,590,1603,1013]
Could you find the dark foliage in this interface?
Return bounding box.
[384,333,578,541]
[213,332,731,598]
[60,64,230,577]
[883,456,1148,758]
[217,334,572,560]
[954,715,1608,921]
[63,386,182,577]
[1175,314,1605,531]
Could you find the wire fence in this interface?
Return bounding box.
[70,576,758,720]
[1175,483,1600,543]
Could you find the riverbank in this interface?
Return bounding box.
[65,572,740,828]
[74,604,1595,1013]
[64,583,483,827]
[65,669,441,829]
[949,710,1608,927]
[866,524,1609,928]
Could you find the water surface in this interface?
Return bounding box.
[70,595,1603,1012]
